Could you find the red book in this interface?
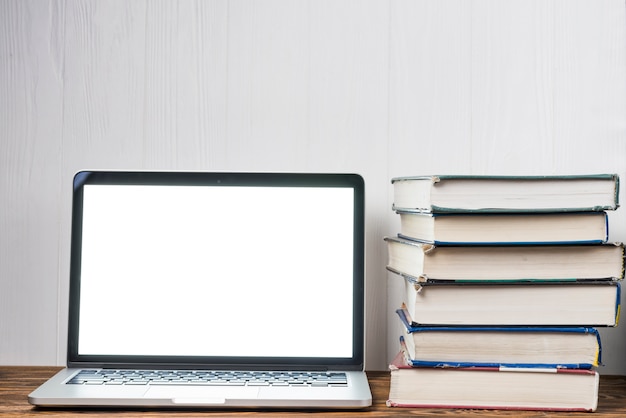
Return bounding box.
[387,352,599,412]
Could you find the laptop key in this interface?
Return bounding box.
[66,370,348,388]
[247,382,270,386]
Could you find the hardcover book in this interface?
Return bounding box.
[397,211,609,245]
[396,309,602,369]
[385,236,625,282]
[387,352,599,411]
[391,174,619,213]
[397,274,621,326]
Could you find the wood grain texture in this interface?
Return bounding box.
[1,0,626,372]
[2,367,626,417]
[0,0,65,366]
[389,0,473,176]
[470,0,555,173]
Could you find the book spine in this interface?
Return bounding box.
[614,282,622,326]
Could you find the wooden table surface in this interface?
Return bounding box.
[2,366,626,417]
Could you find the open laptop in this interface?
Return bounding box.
[29,170,371,409]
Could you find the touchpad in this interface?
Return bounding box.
[144,386,260,403]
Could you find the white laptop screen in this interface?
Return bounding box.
[68,172,364,368]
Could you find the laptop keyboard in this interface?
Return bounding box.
[67,370,348,387]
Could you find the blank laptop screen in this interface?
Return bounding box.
[68,172,364,367]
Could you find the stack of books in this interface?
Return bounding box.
[384,174,624,412]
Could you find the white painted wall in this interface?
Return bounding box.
[1,0,625,372]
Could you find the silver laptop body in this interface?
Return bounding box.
[29,171,371,409]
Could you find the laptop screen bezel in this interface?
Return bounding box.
[66,170,365,371]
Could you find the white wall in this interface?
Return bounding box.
[1,0,625,372]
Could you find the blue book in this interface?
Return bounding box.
[396,211,609,246]
[396,309,602,370]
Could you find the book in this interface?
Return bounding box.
[396,309,602,369]
[397,210,609,245]
[385,236,625,282]
[387,352,599,411]
[397,275,621,326]
[391,174,619,213]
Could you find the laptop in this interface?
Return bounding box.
[29,170,372,409]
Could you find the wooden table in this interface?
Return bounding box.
[2,367,626,416]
